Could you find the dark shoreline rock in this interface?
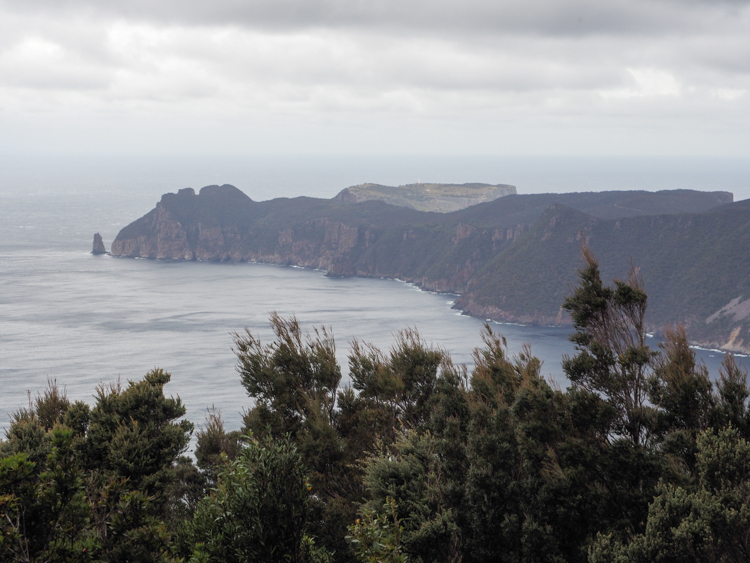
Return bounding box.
[92,233,107,255]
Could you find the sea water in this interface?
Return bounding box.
[1,155,748,437]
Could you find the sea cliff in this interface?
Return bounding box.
[111,184,749,353]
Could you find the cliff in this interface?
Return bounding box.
[111,184,746,351]
[456,199,750,354]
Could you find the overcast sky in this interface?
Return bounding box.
[1,0,749,157]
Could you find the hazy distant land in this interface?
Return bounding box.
[335,182,516,212]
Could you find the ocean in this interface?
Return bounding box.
[1,155,748,439]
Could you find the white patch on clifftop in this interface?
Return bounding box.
[706,296,750,324]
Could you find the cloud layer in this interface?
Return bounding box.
[1,0,748,155]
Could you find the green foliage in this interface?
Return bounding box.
[348,328,446,440]
[35,380,72,431]
[194,408,242,487]
[235,312,341,438]
[714,353,750,437]
[165,455,206,529]
[356,324,608,563]
[562,246,655,446]
[0,379,73,469]
[236,315,453,561]
[0,370,195,562]
[189,433,317,563]
[649,325,715,469]
[228,310,743,563]
[85,368,194,501]
[590,426,750,562]
[347,497,409,563]
[104,490,173,563]
[235,314,356,559]
[0,428,96,562]
[360,430,462,562]
[0,414,50,469]
[650,326,714,432]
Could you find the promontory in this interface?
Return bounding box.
[110,183,749,354]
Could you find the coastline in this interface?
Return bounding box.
[110,253,747,357]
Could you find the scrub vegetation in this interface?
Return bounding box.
[3,251,750,562]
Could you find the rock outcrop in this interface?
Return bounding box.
[92,233,107,255]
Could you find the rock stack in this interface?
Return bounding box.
[92,233,107,255]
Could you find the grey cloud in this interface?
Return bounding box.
[2,0,748,37]
[0,0,748,157]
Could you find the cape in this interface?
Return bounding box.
[111,184,749,353]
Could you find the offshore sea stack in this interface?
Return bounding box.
[91,233,107,255]
[110,184,750,353]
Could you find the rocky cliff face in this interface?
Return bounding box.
[457,201,750,353]
[687,297,750,355]
[110,184,746,352]
[111,186,395,281]
[112,204,191,259]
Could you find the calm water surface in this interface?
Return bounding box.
[0,249,583,436]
